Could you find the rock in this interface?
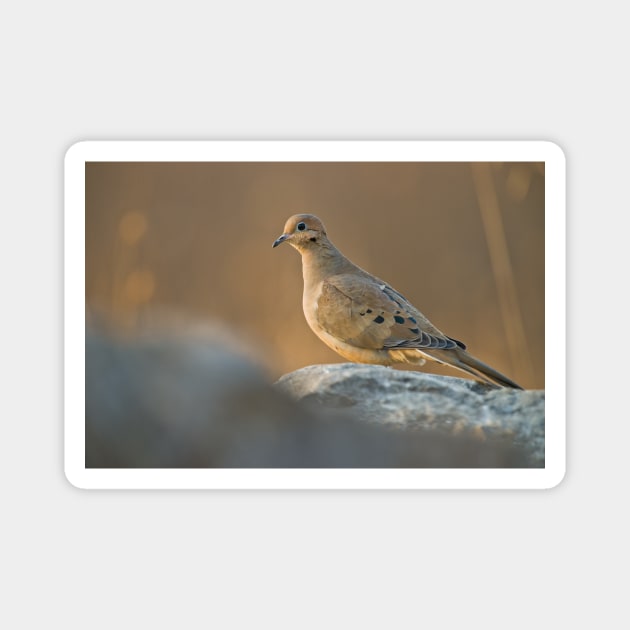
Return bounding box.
[85,328,534,468]
[276,363,544,467]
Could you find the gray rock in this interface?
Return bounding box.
[276,363,545,467]
[86,328,534,468]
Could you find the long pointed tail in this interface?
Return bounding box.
[427,348,523,389]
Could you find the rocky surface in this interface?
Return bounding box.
[276,363,545,467]
[85,329,537,468]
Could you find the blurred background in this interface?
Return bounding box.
[86,161,544,389]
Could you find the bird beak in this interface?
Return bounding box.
[272,233,290,248]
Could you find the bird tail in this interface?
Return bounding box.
[425,348,523,389]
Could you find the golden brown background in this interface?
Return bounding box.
[86,161,544,389]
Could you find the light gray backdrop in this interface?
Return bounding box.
[2,1,625,628]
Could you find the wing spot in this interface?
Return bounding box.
[373,315,385,324]
[366,309,372,314]
[408,316,417,324]
[409,327,420,334]
[394,315,405,324]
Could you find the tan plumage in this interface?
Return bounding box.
[273,214,522,389]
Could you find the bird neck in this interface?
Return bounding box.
[299,238,357,287]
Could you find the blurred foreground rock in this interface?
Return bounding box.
[277,364,544,467]
[86,328,540,468]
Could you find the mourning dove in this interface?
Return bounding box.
[273,214,523,389]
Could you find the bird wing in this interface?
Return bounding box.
[316,273,466,351]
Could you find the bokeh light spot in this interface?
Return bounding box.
[119,211,148,245]
[124,270,155,304]
[505,165,531,203]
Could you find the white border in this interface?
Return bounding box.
[65,141,565,490]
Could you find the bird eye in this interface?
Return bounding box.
[297,222,306,231]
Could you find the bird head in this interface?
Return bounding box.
[272,214,328,251]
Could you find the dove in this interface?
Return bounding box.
[272,214,523,389]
